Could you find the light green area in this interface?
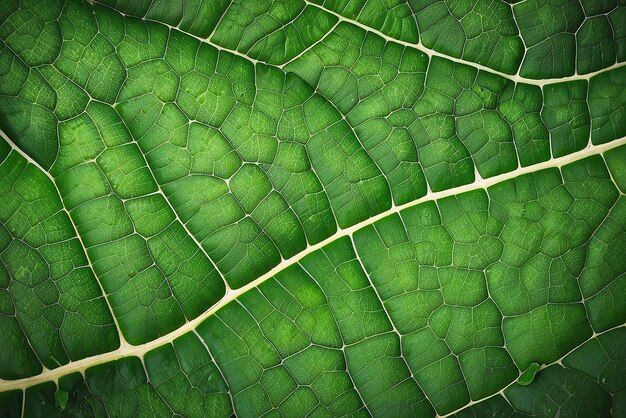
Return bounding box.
[212,2,338,65]
[0,0,625,417]
[517,363,540,386]
[0,149,119,379]
[286,22,430,203]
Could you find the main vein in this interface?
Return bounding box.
[1,135,624,392]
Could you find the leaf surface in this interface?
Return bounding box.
[0,0,625,416]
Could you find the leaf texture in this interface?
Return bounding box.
[0,0,625,416]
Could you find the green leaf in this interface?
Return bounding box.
[53,389,68,410]
[0,0,625,417]
[517,363,540,386]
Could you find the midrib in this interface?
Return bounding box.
[1,135,624,393]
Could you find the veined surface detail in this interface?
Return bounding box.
[0,0,625,417]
